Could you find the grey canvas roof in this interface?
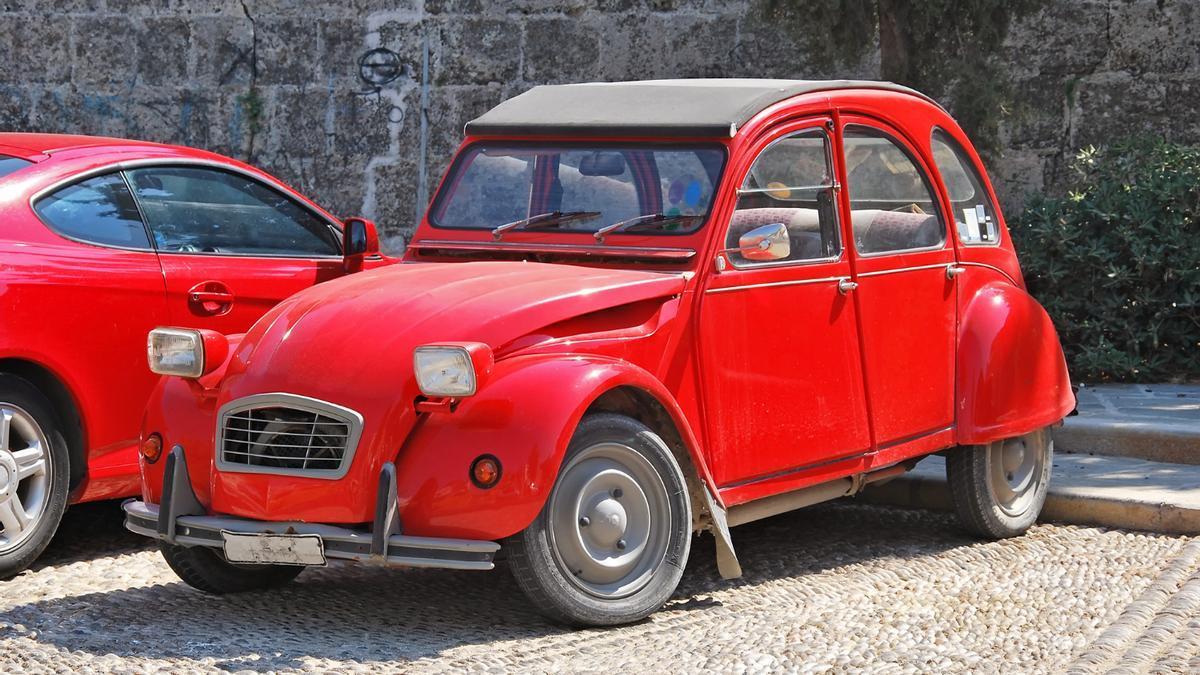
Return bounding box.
[465,79,937,139]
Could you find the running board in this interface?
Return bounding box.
[724,461,919,528]
[726,478,855,527]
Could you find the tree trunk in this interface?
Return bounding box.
[876,0,913,84]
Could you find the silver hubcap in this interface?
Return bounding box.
[548,442,671,599]
[987,432,1045,517]
[0,405,52,554]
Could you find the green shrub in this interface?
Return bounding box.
[1010,138,1200,383]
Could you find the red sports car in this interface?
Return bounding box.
[0,133,390,578]
[128,80,1075,626]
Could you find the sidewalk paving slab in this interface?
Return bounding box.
[1056,384,1200,465]
[860,453,1200,535]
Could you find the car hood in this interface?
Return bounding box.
[221,260,687,404]
[209,260,687,522]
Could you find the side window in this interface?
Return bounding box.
[34,173,151,250]
[125,167,340,256]
[842,127,946,254]
[931,129,1000,245]
[726,129,840,267]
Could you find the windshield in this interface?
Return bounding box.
[0,155,32,181]
[429,143,726,237]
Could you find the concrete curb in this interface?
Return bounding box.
[1056,384,1200,465]
[860,454,1200,536]
[1055,419,1200,466]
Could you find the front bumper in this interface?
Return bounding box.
[123,446,499,571]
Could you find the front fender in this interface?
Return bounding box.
[395,353,710,541]
[957,282,1074,444]
[138,334,244,506]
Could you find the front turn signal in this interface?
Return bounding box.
[470,454,502,489]
[141,433,164,464]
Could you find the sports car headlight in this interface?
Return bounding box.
[413,343,493,398]
[147,327,228,378]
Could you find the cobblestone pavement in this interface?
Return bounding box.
[2,501,1198,674]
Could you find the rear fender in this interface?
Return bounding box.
[394,353,713,541]
[957,282,1074,444]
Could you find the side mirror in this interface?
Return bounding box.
[342,217,380,270]
[737,222,790,261]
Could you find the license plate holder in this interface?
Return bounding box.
[221,530,327,566]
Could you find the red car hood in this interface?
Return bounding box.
[220,260,687,413]
[210,260,687,522]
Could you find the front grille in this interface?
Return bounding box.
[217,394,363,479]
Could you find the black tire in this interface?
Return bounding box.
[946,427,1053,539]
[159,542,304,594]
[0,374,70,580]
[507,413,692,627]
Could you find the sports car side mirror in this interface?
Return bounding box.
[738,222,790,261]
[343,217,380,271]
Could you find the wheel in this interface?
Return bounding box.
[946,427,1053,539]
[0,374,70,580]
[507,413,692,627]
[159,542,304,594]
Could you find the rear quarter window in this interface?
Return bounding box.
[0,155,32,181]
[34,173,152,250]
[931,129,1001,245]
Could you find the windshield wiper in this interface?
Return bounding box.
[491,211,601,240]
[593,213,702,242]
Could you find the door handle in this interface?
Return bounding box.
[946,265,966,280]
[837,278,858,294]
[189,291,234,303]
[187,281,235,316]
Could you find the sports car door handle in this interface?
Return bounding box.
[837,278,858,294]
[190,291,234,303]
[187,281,236,316]
[946,265,966,279]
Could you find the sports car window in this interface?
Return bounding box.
[726,129,840,267]
[0,155,31,181]
[125,167,340,256]
[34,173,151,250]
[931,129,1000,245]
[430,144,725,237]
[842,127,946,254]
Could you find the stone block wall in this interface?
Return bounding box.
[1,0,1196,251]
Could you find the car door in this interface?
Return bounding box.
[125,165,347,335]
[27,172,169,474]
[699,121,872,496]
[837,119,957,453]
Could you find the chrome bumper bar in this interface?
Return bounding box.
[122,446,499,571]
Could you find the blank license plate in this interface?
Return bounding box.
[221,531,326,566]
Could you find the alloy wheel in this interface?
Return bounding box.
[0,404,53,554]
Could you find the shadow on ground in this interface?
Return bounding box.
[0,501,975,670]
[31,499,151,571]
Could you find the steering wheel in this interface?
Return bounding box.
[177,243,201,253]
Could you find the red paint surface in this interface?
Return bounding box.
[0,133,392,503]
[140,88,1074,540]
